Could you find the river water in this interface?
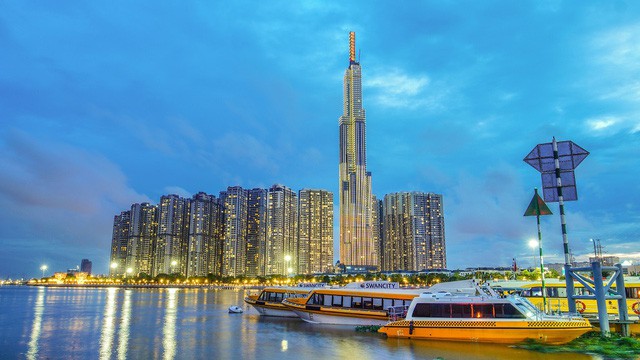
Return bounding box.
[0,286,600,359]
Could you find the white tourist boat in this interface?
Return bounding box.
[281,281,429,325]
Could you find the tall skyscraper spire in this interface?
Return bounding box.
[339,32,376,267]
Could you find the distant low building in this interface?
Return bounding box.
[80,259,92,274]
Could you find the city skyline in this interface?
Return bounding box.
[2,2,640,278]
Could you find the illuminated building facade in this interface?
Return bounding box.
[186,192,222,277]
[266,184,298,275]
[246,188,267,277]
[110,210,130,276]
[298,189,334,274]
[154,194,189,276]
[220,186,248,277]
[127,202,158,275]
[339,31,376,267]
[381,192,446,271]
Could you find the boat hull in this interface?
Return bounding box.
[292,308,390,326]
[250,304,299,318]
[379,319,592,345]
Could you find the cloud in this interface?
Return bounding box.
[0,130,150,276]
[163,186,192,198]
[586,116,618,131]
[365,68,431,109]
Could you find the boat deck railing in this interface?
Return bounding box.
[387,305,408,321]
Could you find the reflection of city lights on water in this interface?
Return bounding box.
[27,287,46,360]
[118,290,132,360]
[99,288,117,360]
[163,288,178,360]
[281,339,288,352]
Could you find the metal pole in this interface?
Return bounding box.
[537,213,547,312]
[615,264,630,337]
[554,137,576,313]
[593,261,610,336]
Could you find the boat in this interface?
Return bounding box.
[228,305,244,313]
[244,283,326,317]
[378,289,592,344]
[281,281,435,325]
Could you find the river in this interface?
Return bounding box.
[0,286,600,359]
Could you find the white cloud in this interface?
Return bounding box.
[587,116,617,131]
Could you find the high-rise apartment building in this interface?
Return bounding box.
[110,210,130,276]
[266,184,298,275]
[298,189,334,274]
[381,192,446,271]
[246,188,267,277]
[186,192,222,277]
[154,194,189,276]
[220,187,248,277]
[127,203,158,275]
[339,32,375,267]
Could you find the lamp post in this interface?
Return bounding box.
[126,267,133,280]
[110,262,118,277]
[528,239,538,269]
[40,265,48,278]
[284,255,292,277]
[171,260,177,274]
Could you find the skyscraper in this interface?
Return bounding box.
[246,188,267,277]
[266,184,298,275]
[186,192,222,277]
[299,189,334,274]
[154,194,189,276]
[339,32,375,267]
[381,192,446,271]
[220,186,248,277]
[110,210,130,276]
[127,202,157,275]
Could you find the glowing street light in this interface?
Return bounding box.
[284,255,292,276]
[528,239,539,268]
[40,265,48,278]
[126,267,133,279]
[171,260,177,274]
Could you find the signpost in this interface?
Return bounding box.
[524,137,588,313]
[523,188,552,312]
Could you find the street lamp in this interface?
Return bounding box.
[171,260,177,274]
[284,255,292,276]
[110,262,118,276]
[528,239,538,269]
[40,265,48,278]
[126,267,133,279]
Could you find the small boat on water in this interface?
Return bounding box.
[228,305,244,313]
[244,283,326,317]
[378,289,592,344]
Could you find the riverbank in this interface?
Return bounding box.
[517,332,640,359]
[24,283,263,290]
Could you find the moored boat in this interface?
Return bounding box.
[244,284,325,317]
[281,281,428,325]
[378,290,592,344]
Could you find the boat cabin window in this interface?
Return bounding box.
[352,297,362,308]
[411,303,524,319]
[383,298,393,309]
[307,293,324,305]
[343,296,351,308]
[373,298,383,310]
[626,287,640,299]
[363,297,373,309]
[323,295,333,307]
[259,291,284,302]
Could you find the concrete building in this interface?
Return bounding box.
[266,184,298,275]
[298,189,334,274]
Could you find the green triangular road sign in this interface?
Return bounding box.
[524,188,553,216]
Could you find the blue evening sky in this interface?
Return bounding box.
[1,1,639,278]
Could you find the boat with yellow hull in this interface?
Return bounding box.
[379,291,592,344]
[244,286,319,317]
